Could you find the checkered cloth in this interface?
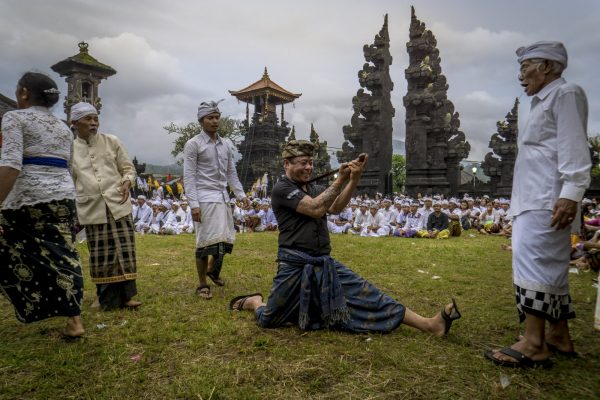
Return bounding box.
[85,206,137,284]
[515,284,575,322]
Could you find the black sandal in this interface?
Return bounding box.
[207,271,225,286]
[229,293,263,311]
[441,297,461,334]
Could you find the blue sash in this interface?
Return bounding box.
[22,157,68,168]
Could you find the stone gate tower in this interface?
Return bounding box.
[481,98,519,197]
[403,7,470,196]
[51,42,116,120]
[337,14,395,196]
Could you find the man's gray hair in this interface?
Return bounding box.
[527,58,565,76]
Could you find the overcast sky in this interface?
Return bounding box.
[1,0,598,165]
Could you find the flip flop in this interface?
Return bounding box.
[441,297,461,334]
[207,271,225,287]
[546,342,580,358]
[484,347,553,369]
[229,293,263,311]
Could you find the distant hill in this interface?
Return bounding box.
[393,138,405,155]
[144,163,183,176]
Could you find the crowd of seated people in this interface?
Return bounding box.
[325,194,513,240]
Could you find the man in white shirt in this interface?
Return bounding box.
[179,201,194,233]
[360,203,389,237]
[161,202,183,235]
[419,198,433,224]
[486,41,591,368]
[133,195,152,233]
[183,100,250,298]
[398,202,424,237]
[349,203,368,235]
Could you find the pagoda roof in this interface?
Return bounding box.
[51,42,116,78]
[229,68,301,104]
[0,93,17,118]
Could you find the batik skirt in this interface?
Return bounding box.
[0,199,83,323]
[256,252,405,333]
[85,207,137,309]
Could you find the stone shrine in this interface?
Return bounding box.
[481,98,519,197]
[309,123,332,179]
[230,68,301,193]
[403,7,470,196]
[337,14,395,195]
[51,42,116,120]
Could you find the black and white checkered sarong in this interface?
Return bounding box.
[515,284,575,322]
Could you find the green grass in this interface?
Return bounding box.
[0,232,599,399]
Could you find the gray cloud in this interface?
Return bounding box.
[1,0,598,165]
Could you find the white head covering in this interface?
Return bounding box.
[137,195,146,200]
[161,200,170,209]
[197,99,224,121]
[516,41,568,68]
[70,102,98,122]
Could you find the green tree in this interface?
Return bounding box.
[391,154,406,193]
[164,116,245,161]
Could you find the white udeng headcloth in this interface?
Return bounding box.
[70,102,98,122]
[516,41,568,68]
[197,99,224,121]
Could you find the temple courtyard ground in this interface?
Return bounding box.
[0,232,598,399]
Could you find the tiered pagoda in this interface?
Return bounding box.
[337,14,395,195]
[51,41,116,120]
[481,98,519,197]
[0,94,17,149]
[403,7,470,196]
[309,123,332,179]
[229,68,301,193]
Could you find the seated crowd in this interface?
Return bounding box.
[131,189,516,240]
[328,194,513,239]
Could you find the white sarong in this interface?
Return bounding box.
[194,202,235,248]
[512,210,570,295]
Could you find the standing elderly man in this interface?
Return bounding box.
[70,102,142,310]
[229,141,461,336]
[183,100,249,299]
[486,41,591,368]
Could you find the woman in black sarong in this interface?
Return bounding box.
[0,72,84,337]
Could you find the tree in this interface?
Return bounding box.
[589,135,600,178]
[164,116,245,162]
[391,154,406,193]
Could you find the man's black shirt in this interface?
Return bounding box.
[271,176,330,256]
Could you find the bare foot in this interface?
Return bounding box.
[90,297,100,309]
[231,294,264,311]
[64,316,85,338]
[124,299,142,308]
[490,338,551,363]
[432,302,457,337]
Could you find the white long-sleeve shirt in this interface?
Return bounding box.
[133,203,153,225]
[510,78,591,217]
[183,131,245,209]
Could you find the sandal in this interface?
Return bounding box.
[207,271,225,287]
[441,297,461,335]
[196,285,213,299]
[229,293,263,311]
[484,347,553,369]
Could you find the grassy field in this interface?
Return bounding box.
[0,232,599,399]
